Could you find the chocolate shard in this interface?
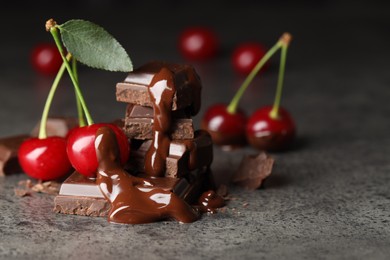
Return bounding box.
[116,61,201,115]
[123,118,194,140]
[54,170,206,217]
[232,152,274,190]
[0,135,30,176]
[30,117,79,138]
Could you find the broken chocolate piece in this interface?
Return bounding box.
[116,61,201,115]
[123,118,194,140]
[232,152,274,190]
[14,179,60,197]
[0,135,29,176]
[54,195,110,217]
[125,104,190,119]
[128,130,213,178]
[55,169,207,218]
[30,117,78,138]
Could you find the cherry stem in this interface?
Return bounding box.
[227,40,283,114]
[38,54,71,139]
[72,58,86,127]
[270,35,290,119]
[49,26,94,126]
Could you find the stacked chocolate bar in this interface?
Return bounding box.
[54,61,214,217]
[119,61,212,178]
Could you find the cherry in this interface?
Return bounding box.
[202,35,284,148]
[232,42,267,75]
[246,33,296,151]
[31,43,63,76]
[178,26,218,61]
[201,104,247,148]
[66,123,130,178]
[246,106,295,151]
[18,137,72,181]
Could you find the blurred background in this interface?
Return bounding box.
[0,0,389,141]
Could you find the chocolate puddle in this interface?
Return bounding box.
[95,126,199,224]
[197,190,226,214]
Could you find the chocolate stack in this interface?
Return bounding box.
[118,61,212,178]
[54,61,214,217]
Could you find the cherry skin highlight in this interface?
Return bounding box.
[246,106,296,151]
[178,27,218,61]
[201,104,247,148]
[18,136,72,181]
[66,123,130,178]
[31,43,63,76]
[232,42,267,75]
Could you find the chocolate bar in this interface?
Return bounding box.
[30,117,79,138]
[116,61,201,115]
[124,118,194,140]
[124,104,194,140]
[54,170,206,217]
[128,130,213,178]
[0,135,29,176]
[125,104,190,119]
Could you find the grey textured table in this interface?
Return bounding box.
[1,1,390,259]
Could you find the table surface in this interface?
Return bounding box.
[1,2,390,259]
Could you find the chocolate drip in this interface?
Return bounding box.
[144,68,176,177]
[197,190,225,214]
[95,126,199,224]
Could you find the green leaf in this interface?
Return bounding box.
[58,19,132,72]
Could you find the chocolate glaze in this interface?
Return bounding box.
[144,67,175,177]
[95,126,199,224]
[197,190,225,214]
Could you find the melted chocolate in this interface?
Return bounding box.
[95,126,199,224]
[144,68,176,177]
[197,190,225,214]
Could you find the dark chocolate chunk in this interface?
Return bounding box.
[232,152,274,190]
[123,118,194,140]
[0,135,29,176]
[125,104,190,119]
[128,130,213,178]
[116,61,201,115]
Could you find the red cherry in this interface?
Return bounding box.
[232,42,267,75]
[201,104,247,148]
[178,27,218,61]
[18,136,72,181]
[246,106,296,151]
[66,123,130,178]
[30,43,63,76]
